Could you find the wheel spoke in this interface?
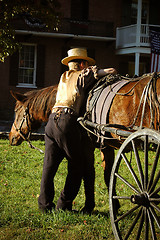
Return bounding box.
[132,139,144,190]
[149,198,160,203]
[114,205,140,223]
[149,206,160,229]
[147,144,160,191]
[144,207,149,240]
[150,186,160,198]
[124,207,142,240]
[136,209,144,240]
[149,170,160,195]
[147,208,157,240]
[144,135,148,191]
[115,173,140,194]
[113,195,131,200]
[121,152,142,192]
[150,202,160,213]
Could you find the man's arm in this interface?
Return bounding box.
[97,68,117,77]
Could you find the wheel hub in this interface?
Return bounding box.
[131,193,150,207]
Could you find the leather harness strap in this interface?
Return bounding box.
[52,106,77,116]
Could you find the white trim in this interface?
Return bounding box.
[15,30,116,42]
[33,44,37,86]
[116,47,151,55]
[16,84,37,89]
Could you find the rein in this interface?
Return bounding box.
[13,106,44,153]
[130,72,160,130]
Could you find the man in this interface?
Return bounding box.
[38,48,116,213]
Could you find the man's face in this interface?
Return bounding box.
[80,61,89,70]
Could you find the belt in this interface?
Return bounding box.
[52,107,77,116]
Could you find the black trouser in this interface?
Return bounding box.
[38,112,95,212]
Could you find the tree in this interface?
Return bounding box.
[0,0,61,62]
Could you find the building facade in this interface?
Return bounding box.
[116,0,160,76]
[0,0,160,121]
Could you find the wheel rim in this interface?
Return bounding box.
[109,129,160,240]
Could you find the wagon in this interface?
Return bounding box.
[78,73,160,240]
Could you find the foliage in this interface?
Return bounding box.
[0,0,61,62]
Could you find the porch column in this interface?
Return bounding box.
[135,52,140,76]
[135,0,142,76]
[136,0,142,46]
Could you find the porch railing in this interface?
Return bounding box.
[116,24,160,49]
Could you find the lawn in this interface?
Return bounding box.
[0,138,160,240]
[0,139,114,240]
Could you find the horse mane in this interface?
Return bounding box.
[23,85,58,122]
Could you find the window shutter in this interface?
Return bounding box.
[36,45,45,87]
[9,51,19,86]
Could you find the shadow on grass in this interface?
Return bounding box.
[92,210,110,217]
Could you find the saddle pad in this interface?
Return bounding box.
[89,80,128,124]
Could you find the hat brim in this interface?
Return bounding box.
[61,56,96,66]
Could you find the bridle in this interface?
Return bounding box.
[13,105,32,142]
[13,105,44,153]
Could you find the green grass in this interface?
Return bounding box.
[0,139,160,239]
[0,140,114,240]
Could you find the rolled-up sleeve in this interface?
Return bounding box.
[77,66,99,92]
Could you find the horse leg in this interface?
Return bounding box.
[101,146,120,212]
[81,134,95,213]
[101,146,114,189]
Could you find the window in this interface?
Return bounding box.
[18,44,37,87]
[131,0,149,24]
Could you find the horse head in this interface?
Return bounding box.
[9,90,39,146]
[9,85,58,146]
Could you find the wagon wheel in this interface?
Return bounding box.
[109,129,160,240]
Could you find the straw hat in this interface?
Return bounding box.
[61,48,96,66]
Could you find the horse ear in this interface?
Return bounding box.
[10,90,27,103]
